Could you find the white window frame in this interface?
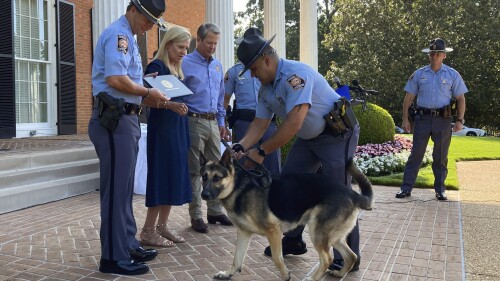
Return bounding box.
[15,0,57,138]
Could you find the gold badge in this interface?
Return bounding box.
[161,80,173,89]
[216,65,220,72]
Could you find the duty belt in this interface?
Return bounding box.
[416,107,444,117]
[93,97,142,115]
[187,112,216,120]
[235,109,256,122]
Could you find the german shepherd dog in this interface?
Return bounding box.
[201,151,373,281]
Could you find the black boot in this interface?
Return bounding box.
[263,236,307,257]
[328,257,360,272]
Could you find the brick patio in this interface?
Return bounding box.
[0,185,463,281]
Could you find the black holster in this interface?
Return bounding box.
[323,97,358,136]
[96,92,125,132]
[408,103,416,122]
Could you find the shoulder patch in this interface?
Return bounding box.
[224,71,229,82]
[117,35,128,54]
[287,74,305,90]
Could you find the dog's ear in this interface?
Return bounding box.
[220,148,232,168]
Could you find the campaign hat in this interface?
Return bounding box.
[235,27,263,45]
[237,34,276,76]
[422,38,453,53]
[130,0,167,28]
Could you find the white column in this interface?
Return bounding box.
[264,0,286,57]
[300,0,318,70]
[206,0,234,72]
[92,0,128,49]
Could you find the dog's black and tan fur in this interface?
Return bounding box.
[201,151,373,281]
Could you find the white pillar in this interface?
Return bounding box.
[205,0,234,72]
[300,0,318,70]
[92,0,128,49]
[264,0,286,57]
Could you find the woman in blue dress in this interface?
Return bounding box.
[140,26,191,247]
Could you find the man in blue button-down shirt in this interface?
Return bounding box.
[181,23,232,233]
[396,38,467,201]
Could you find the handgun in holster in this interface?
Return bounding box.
[324,97,358,136]
[444,98,457,118]
[227,99,237,129]
[96,92,125,132]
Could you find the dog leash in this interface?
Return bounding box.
[220,139,272,187]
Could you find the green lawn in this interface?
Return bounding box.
[370,136,500,190]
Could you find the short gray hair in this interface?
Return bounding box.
[197,23,220,41]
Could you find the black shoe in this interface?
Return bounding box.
[264,236,307,257]
[395,190,411,198]
[328,258,360,272]
[129,247,158,262]
[207,214,233,226]
[435,192,448,200]
[99,259,149,275]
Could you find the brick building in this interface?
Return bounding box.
[0,0,204,139]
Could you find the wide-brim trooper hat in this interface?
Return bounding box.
[130,0,167,28]
[237,34,276,76]
[422,38,453,53]
[235,27,263,45]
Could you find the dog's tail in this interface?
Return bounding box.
[348,159,374,210]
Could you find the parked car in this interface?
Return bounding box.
[451,123,486,137]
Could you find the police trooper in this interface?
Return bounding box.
[224,27,281,177]
[88,0,176,275]
[396,38,467,201]
[234,31,362,272]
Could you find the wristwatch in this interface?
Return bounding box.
[257,146,266,157]
[456,118,464,124]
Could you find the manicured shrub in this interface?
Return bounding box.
[353,103,395,145]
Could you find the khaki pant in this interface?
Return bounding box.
[187,117,224,219]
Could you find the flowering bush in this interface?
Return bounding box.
[354,135,433,177]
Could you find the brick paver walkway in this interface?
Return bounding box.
[0,187,463,281]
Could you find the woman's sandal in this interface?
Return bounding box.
[156,224,186,243]
[140,228,174,247]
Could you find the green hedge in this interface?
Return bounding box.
[353,103,395,145]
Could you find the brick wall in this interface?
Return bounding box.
[73,0,205,134]
[144,0,206,69]
[69,0,93,134]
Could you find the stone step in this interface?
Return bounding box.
[0,159,99,189]
[0,173,99,214]
[0,147,100,214]
[0,147,97,172]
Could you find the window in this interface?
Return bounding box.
[14,0,49,123]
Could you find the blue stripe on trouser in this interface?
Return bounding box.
[88,109,141,261]
[106,129,115,259]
